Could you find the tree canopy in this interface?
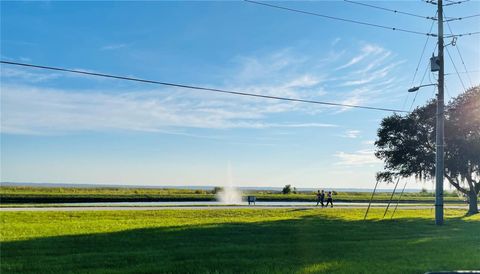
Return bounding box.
[375,86,479,214]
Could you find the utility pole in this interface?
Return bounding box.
[435,0,445,225]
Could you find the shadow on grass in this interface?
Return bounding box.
[1,213,479,274]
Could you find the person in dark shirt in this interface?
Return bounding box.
[316,190,325,207]
[320,190,325,207]
[325,191,333,208]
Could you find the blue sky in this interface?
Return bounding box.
[1,1,479,189]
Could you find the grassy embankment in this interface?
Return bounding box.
[0,186,466,204]
[1,208,479,273]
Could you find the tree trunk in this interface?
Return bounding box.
[467,190,479,215]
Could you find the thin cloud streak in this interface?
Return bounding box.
[101,43,128,51]
[341,130,361,138]
[2,43,406,134]
[335,44,384,71]
[1,84,338,134]
[334,149,381,166]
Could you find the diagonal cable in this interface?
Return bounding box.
[444,12,474,86]
[244,0,436,37]
[344,0,434,20]
[445,46,467,91]
[0,60,409,113]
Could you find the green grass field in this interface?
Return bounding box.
[1,208,478,273]
[0,186,466,204]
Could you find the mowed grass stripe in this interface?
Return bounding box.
[1,208,479,273]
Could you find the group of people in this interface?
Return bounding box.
[316,190,333,207]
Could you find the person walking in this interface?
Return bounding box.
[320,190,325,207]
[325,191,333,208]
[316,190,321,206]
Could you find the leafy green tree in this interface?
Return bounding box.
[212,187,223,194]
[282,184,292,195]
[375,86,479,215]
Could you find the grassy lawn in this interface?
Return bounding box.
[1,208,479,273]
[0,186,466,203]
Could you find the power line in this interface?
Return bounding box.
[409,43,438,111]
[444,0,470,6]
[409,62,430,111]
[444,12,474,86]
[459,13,480,19]
[245,0,476,38]
[244,0,437,37]
[444,31,480,38]
[424,0,438,6]
[0,60,409,113]
[425,0,470,6]
[412,19,436,81]
[445,70,479,75]
[402,12,437,111]
[429,72,439,98]
[445,13,480,22]
[344,0,435,20]
[445,45,467,91]
[444,80,452,99]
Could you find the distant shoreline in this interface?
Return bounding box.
[1,184,467,204]
[0,181,423,193]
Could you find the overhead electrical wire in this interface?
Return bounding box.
[409,40,438,111]
[430,75,439,99]
[445,70,479,75]
[444,0,470,6]
[411,18,436,81]
[245,1,477,38]
[425,0,470,6]
[402,12,437,111]
[444,80,452,99]
[344,0,435,20]
[445,12,474,86]
[349,0,480,23]
[409,62,430,111]
[445,46,467,91]
[409,42,438,111]
[4,3,475,114]
[457,13,480,19]
[444,31,480,38]
[244,0,437,37]
[0,60,409,113]
[445,13,480,22]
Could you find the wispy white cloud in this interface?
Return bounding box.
[283,74,321,89]
[101,43,128,51]
[334,149,381,166]
[338,55,404,88]
[330,44,405,113]
[362,140,375,145]
[0,66,111,84]
[352,51,392,75]
[0,67,60,83]
[231,48,309,85]
[331,37,341,47]
[233,122,338,129]
[2,42,407,135]
[1,40,36,46]
[335,44,384,71]
[0,84,337,135]
[341,130,361,138]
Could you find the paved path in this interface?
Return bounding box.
[0,205,471,211]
